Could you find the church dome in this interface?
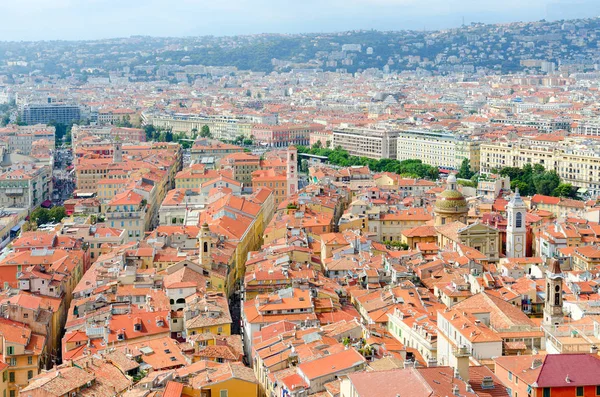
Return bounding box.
[434,189,468,212]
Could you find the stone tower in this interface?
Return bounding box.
[198,222,212,268]
[543,259,564,327]
[113,141,122,163]
[506,188,527,258]
[286,146,298,197]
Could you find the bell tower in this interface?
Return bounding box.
[198,222,212,268]
[506,188,527,258]
[286,146,298,197]
[543,259,564,327]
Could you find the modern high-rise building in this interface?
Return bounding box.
[20,102,81,125]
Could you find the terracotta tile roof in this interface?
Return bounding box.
[297,348,365,380]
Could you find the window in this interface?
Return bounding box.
[577,387,584,397]
[597,385,600,395]
[9,390,14,397]
[516,212,523,228]
[27,356,32,365]
[9,372,14,383]
[543,388,550,397]
[508,371,513,381]
[220,391,228,397]
[6,347,13,355]
[27,370,33,380]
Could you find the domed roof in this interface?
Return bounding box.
[434,188,468,212]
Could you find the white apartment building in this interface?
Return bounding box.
[436,309,502,368]
[387,308,437,365]
[396,129,456,169]
[332,127,399,160]
[490,117,571,133]
[574,119,600,136]
[142,112,277,140]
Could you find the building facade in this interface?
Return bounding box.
[332,127,399,160]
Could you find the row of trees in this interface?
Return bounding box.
[300,144,580,199]
[296,144,439,179]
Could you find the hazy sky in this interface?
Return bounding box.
[1,0,600,41]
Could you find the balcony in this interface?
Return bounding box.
[5,188,24,196]
[453,346,471,357]
[106,210,146,219]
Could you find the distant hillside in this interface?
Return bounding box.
[1,17,599,76]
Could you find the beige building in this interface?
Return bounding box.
[0,164,52,209]
[437,221,500,262]
[480,136,600,196]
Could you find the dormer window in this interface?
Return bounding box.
[134,323,142,332]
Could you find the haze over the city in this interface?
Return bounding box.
[1,0,600,41]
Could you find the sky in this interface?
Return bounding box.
[1,0,600,41]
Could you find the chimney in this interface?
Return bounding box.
[452,384,460,396]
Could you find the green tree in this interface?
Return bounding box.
[456,158,474,179]
[30,208,50,226]
[533,171,560,196]
[144,125,156,141]
[300,159,309,173]
[200,125,211,138]
[552,183,577,198]
[49,206,67,223]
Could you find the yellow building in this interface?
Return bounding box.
[175,164,233,189]
[105,189,149,242]
[0,363,7,397]
[401,225,438,249]
[185,294,232,337]
[185,362,259,397]
[0,319,45,397]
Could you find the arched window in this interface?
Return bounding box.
[169,299,174,305]
[176,298,185,304]
[203,241,208,253]
[516,212,523,228]
[554,292,560,306]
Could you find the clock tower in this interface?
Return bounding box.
[506,188,527,258]
[543,259,564,327]
[286,146,298,197]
